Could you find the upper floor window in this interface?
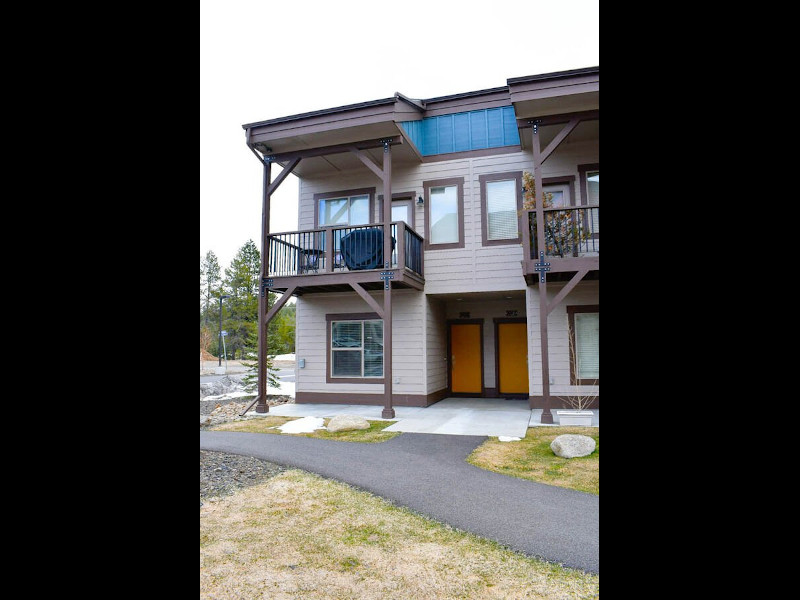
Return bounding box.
[480,171,523,246]
[314,187,375,228]
[423,177,464,250]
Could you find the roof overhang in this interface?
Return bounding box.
[243,95,425,177]
[507,66,599,120]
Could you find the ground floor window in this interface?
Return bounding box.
[567,305,599,385]
[330,319,384,378]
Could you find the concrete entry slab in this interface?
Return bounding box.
[264,397,533,437]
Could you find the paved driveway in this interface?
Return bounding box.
[199,430,599,573]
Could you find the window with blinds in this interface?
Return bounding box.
[574,312,599,380]
[331,320,383,378]
[486,179,518,240]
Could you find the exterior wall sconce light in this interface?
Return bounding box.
[417,195,424,206]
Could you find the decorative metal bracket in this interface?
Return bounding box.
[533,251,550,283]
[261,277,273,297]
[528,119,541,135]
[379,137,393,153]
[379,271,394,289]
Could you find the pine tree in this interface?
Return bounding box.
[200,250,221,327]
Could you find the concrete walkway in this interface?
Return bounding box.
[258,397,599,438]
[199,430,599,574]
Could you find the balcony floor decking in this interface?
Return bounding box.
[267,266,424,295]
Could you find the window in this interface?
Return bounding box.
[567,305,599,385]
[319,195,369,226]
[314,187,375,228]
[330,319,383,378]
[424,177,464,250]
[377,193,416,228]
[480,171,523,246]
[543,183,571,208]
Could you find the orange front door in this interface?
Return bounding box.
[450,323,483,394]
[497,322,529,395]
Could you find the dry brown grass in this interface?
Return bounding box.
[200,469,599,599]
[467,427,599,495]
[210,417,401,443]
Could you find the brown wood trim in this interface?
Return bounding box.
[528,395,599,409]
[566,305,599,386]
[523,256,599,276]
[296,390,446,408]
[493,317,528,398]
[423,177,465,250]
[377,191,417,229]
[421,145,522,163]
[446,319,485,396]
[479,171,523,247]
[515,110,599,129]
[326,312,385,384]
[313,187,377,228]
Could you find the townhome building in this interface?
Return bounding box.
[241,66,598,424]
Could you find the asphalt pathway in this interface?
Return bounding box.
[199,431,599,573]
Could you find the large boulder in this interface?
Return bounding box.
[550,434,596,459]
[326,415,371,433]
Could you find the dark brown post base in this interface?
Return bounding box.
[256,400,269,414]
[382,407,395,419]
[540,409,553,424]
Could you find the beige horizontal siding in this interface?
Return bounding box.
[426,297,447,393]
[295,290,425,396]
[526,280,599,397]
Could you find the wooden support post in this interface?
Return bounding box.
[256,159,272,413]
[381,139,394,419]
[531,123,553,424]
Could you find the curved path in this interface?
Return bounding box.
[199,431,599,574]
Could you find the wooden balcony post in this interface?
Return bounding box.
[256,158,272,413]
[396,221,406,270]
[381,139,394,419]
[531,122,553,424]
[325,227,334,273]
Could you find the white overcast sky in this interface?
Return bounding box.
[200,0,599,271]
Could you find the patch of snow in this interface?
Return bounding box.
[273,353,295,361]
[278,416,326,434]
[268,381,295,397]
[498,436,522,442]
[202,391,256,403]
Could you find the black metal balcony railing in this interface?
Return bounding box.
[528,205,599,259]
[267,222,424,279]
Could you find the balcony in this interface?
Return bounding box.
[522,204,599,284]
[266,221,425,295]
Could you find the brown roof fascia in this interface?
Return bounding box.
[242,97,398,130]
[507,66,599,85]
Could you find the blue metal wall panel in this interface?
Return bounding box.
[401,105,519,156]
[502,106,519,146]
[437,115,454,154]
[453,112,471,152]
[486,108,503,147]
[422,117,438,155]
[470,111,487,150]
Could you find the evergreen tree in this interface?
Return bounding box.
[200,250,221,328]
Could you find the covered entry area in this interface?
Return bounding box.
[432,290,529,400]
